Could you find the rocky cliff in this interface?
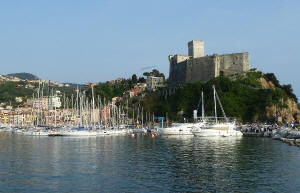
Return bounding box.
[258,74,299,123]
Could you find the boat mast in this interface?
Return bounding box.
[126,99,128,125]
[30,93,35,126]
[53,89,57,127]
[79,91,83,127]
[37,81,41,126]
[47,80,50,126]
[41,83,44,125]
[215,89,228,122]
[98,95,102,128]
[137,105,139,125]
[104,98,107,129]
[213,85,217,123]
[76,86,79,126]
[142,107,143,128]
[71,94,74,126]
[201,91,205,120]
[91,86,96,128]
[63,93,66,124]
[132,105,135,127]
[54,102,57,127]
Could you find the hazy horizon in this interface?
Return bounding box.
[1,0,300,97]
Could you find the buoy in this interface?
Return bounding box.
[151,134,155,138]
[131,133,135,137]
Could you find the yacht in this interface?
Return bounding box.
[192,85,242,137]
[158,123,193,135]
[192,121,242,137]
[158,91,207,135]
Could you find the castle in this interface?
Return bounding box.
[168,40,250,86]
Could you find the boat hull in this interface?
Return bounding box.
[158,123,200,135]
[193,123,242,137]
[193,129,242,137]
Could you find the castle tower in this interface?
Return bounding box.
[188,40,204,58]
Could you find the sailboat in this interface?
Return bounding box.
[192,85,242,137]
[157,92,206,135]
[157,122,193,135]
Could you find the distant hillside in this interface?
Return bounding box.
[63,83,86,90]
[7,72,39,80]
[0,81,35,106]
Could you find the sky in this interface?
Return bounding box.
[0,0,300,97]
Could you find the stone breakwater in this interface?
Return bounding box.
[246,127,300,147]
[271,127,300,147]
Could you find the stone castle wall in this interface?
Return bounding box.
[186,55,217,82]
[218,53,250,76]
[168,41,250,87]
[168,55,188,86]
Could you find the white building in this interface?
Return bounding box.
[50,96,61,108]
[15,97,23,103]
[146,76,165,91]
[27,96,62,109]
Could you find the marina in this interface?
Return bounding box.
[1,1,300,192]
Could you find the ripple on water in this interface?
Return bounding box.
[1,134,300,192]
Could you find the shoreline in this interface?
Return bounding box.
[243,127,300,147]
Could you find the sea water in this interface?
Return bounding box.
[0,133,300,192]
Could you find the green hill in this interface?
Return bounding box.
[0,81,34,106]
[141,71,299,123]
[7,72,39,80]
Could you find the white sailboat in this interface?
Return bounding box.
[158,122,203,135]
[192,85,242,137]
[158,92,206,135]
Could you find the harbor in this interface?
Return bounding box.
[1,0,300,192]
[1,84,300,151]
[1,42,300,192]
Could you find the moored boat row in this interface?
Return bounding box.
[0,85,244,138]
[0,125,139,136]
[158,86,243,137]
[157,120,242,137]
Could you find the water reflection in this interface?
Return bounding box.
[1,134,300,192]
[159,136,300,192]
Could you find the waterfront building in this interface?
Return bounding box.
[15,97,23,103]
[49,96,61,109]
[26,96,61,110]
